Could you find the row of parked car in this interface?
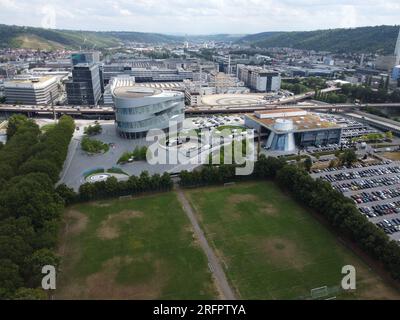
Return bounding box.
[352,188,400,204]
[333,175,400,193]
[311,160,393,174]
[376,218,400,235]
[359,201,400,218]
[322,166,400,183]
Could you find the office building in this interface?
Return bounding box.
[4,76,60,105]
[393,66,400,80]
[66,63,102,106]
[111,77,185,139]
[245,109,342,152]
[395,28,400,66]
[71,52,100,66]
[237,65,281,92]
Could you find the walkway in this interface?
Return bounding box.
[176,188,237,300]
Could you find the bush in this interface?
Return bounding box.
[117,146,148,164]
[84,123,102,136]
[81,137,109,154]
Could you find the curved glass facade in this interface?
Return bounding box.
[113,89,185,139]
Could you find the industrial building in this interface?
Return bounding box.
[237,65,281,92]
[4,76,60,105]
[245,109,342,152]
[111,77,185,139]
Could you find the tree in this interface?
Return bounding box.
[55,184,77,205]
[304,157,313,172]
[0,259,23,299]
[23,249,60,287]
[6,114,36,139]
[385,131,394,141]
[339,149,357,166]
[84,124,102,136]
[13,288,47,300]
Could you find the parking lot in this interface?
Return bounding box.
[187,114,244,131]
[311,160,400,243]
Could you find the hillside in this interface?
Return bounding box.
[238,25,400,54]
[0,24,183,50]
[186,34,246,42]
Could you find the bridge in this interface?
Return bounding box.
[0,105,115,119]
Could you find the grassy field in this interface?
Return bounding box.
[185,181,400,300]
[56,193,217,300]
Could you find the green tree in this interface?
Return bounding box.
[385,131,394,141]
[0,259,24,299]
[339,149,358,166]
[6,114,36,139]
[23,249,60,287]
[304,157,313,172]
[13,288,47,300]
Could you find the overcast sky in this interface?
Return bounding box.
[0,0,399,35]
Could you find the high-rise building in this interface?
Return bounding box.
[395,28,400,66]
[66,63,102,106]
[71,52,100,66]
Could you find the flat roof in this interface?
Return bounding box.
[6,76,54,84]
[247,113,341,132]
[113,86,162,98]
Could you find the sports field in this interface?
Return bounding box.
[185,181,400,300]
[56,193,217,299]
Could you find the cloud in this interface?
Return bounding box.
[0,0,398,34]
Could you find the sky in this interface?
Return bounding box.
[0,0,399,35]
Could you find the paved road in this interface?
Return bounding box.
[57,130,83,187]
[176,188,237,300]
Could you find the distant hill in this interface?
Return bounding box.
[238,26,400,54]
[1,24,399,54]
[0,24,183,50]
[186,34,246,42]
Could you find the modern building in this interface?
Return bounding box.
[245,109,342,152]
[71,52,100,66]
[4,76,60,105]
[111,77,185,139]
[237,65,281,92]
[395,28,400,66]
[66,63,102,106]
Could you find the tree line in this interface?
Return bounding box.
[178,155,400,282]
[0,115,75,299]
[56,171,174,204]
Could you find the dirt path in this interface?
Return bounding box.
[176,188,236,300]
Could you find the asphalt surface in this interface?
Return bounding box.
[312,161,400,241]
[176,188,237,300]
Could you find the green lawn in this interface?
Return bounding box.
[56,192,217,300]
[185,181,400,300]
